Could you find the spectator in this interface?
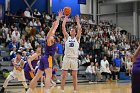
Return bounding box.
[85,62,96,83]
[33,9,41,17]
[8,37,19,50]
[110,62,119,80]
[100,56,111,81]
[10,46,17,59]
[24,8,31,17]
[113,55,122,78]
[95,62,101,81]
[55,39,63,67]
[93,54,100,66]
[78,47,84,60]
[82,55,90,66]
[11,28,20,42]
[24,40,32,50]
[125,58,132,76]
[22,51,27,61]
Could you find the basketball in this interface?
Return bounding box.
[64,7,71,16]
[16,67,22,72]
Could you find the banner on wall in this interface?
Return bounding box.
[78,0,86,4]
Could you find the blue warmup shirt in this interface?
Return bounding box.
[56,43,63,54]
[113,58,122,67]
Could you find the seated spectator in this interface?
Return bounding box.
[45,14,51,20]
[36,19,41,26]
[95,62,101,81]
[25,25,32,35]
[33,9,41,17]
[8,37,19,50]
[22,51,27,61]
[110,63,119,80]
[5,29,12,47]
[82,55,90,66]
[100,56,111,81]
[10,46,17,59]
[78,47,84,60]
[24,8,31,17]
[2,24,8,34]
[93,54,100,66]
[11,28,20,42]
[113,55,122,79]
[29,19,37,26]
[24,40,32,50]
[20,35,26,47]
[85,62,96,83]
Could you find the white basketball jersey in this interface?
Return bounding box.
[64,36,79,58]
[13,58,24,72]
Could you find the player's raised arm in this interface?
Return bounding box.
[62,16,69,41]
[75,15,82,43]
[132,45,140,63]
[47,10,63,38]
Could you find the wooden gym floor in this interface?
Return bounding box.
[4,82,131,93]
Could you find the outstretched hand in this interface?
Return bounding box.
[58,9,63,18]
[75,15,80,24]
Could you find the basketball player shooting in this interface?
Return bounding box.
[26,10,63,93]
[61,12,82,93]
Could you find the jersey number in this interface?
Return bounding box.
[69,43,74,47]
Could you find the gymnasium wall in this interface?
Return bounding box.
[117,3,133,36]
[52,0,80,16]
[10,0,48,14]
[98,3,134,36]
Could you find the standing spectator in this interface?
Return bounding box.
[55,40,63,68]
[126,58,133,76]
[85,62,96,83]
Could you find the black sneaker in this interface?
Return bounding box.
[0,87,5,93]
[25,88,28,92]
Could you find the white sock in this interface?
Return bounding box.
[45,89,50,93]
[26,88,31,93]
[61,90,64,93]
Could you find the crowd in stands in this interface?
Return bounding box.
[0,8,135,83]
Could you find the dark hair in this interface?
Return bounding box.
[16,51,22,55]
[35,45,42,50]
